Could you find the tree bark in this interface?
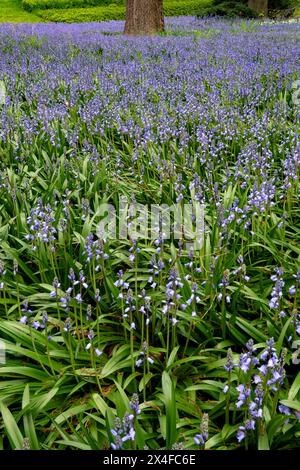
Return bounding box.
[124,0,164,35]
[248,0,268,16]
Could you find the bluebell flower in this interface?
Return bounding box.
[236,384,250,408]
[194,413,209,447]
[245,419,255,431]
[86,330,95,350]
[50,277,61,298]
[86,304,92,322]
[60,293,71,313]
[26,201,57,248]
[68,268,78,285]
[111,434,123,450]
[237,426,246,442]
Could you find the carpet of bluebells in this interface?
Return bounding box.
[0,17,300,450]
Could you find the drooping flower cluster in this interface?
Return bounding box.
[194,413,209,447]
[85,329,102,357]
[111,394,140,450]
[82,234,109,270]
[20,304,48,332]
[0,261,6,289]
[114,270,129,294]
[162,267,183,325]
[136,341,154,368]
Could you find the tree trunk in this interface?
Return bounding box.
[124,0,164,35]
[248,0,268,16]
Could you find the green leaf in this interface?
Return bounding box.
[22,385,39,450]
[185,380,224,393]
[56,439,91,450]
[139,373,153,392]
[105,407,116,447]
[99,345,132,379]
[205,431,223,450]
[277,317,293,354]
[135,421,146,450]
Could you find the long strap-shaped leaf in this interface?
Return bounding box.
[162,370,177,449]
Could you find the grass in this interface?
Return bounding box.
[0,0,41,22]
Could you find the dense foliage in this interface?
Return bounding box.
[0,17,299,451]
